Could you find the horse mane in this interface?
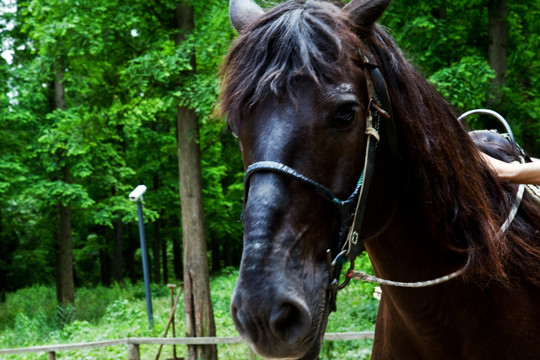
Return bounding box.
[219,0,540,286]
[368,26,540,286]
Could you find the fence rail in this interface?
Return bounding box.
[0,332,375,359]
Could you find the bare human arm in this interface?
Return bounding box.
[481,153,540,185]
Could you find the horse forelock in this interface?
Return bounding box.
[219,0,361,124]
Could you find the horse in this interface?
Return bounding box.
[219,0,540,359]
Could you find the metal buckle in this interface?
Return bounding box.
[367,97,390,119]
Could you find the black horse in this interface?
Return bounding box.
[219,0,540,359]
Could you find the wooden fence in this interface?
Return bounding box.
[0,332,375,360]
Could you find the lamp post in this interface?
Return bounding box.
[129,184,153,329]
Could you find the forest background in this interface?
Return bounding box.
[0,0,538,312]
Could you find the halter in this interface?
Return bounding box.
[243,41,400,311]
[241,40,528,312]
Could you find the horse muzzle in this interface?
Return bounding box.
[231,273,328,359]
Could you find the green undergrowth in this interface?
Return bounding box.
[0,255,378,359]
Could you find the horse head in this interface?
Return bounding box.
[221,1,394,358]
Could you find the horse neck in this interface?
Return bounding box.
[362,118,466,285]
[365,201,459,284]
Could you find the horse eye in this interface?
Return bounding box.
[333,103,359,129]
[226,119,240,138]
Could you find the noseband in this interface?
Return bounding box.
[243,41,399,311]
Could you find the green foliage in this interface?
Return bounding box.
[503,2,540,153]
[57,303,77,328]
[429,56,495,112]
[327,253,378,333]
[0,270,378,359]
[0,0,244,294]
[382,0,540,154]
[0,286,57,332]
[382,0,488,72]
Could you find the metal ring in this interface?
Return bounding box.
[337,262,355,290]
[331,249,348,268]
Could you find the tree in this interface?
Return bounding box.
[505,1,540,155]
[383,0,540,155]
[175,2,217,359]
[487,0,509,108]
[53,57,75,306]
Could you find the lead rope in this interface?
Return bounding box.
[349,184,525,290]
[345,112,529,291]
[526,184,540,205]
[349,166,526,290]
[349,267,465,288]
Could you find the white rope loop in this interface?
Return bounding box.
[526,184,540,205]
[349,268,465,288]
[349,176,523,289]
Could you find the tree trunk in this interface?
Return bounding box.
[127,226,136,284]
[161,223,168,283]
[153,218,162,283]
[431,1,447,20]
[178,104,217,360]
[0,209,6,302]
[173,228,183,280]
[54,60,75,307]
[211,236,221,273]
[54,65,66,111]
[112,219,124,283]
[99,247,112,287]
[176,4,217,359]
[152,152,162,284]
[225,235,233,268]
[521,73,538,155]
[57,200,74,306]
[487,0,509,108]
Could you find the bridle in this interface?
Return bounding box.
[243,40,400,311]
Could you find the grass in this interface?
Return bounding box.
[0,256,378,359]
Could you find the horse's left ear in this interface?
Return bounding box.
[229,0,265,33]
[342,0,391,31]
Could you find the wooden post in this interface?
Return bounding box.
[247,347,256,360]
[167,284,178,360]
[47,351,56,360]
[154,284,184,360]
[128,343,140,360]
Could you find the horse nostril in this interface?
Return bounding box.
[270,300,312,343]
[231,299,260,343]
[230,304,244,333]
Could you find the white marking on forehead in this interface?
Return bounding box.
[337,83,354,94]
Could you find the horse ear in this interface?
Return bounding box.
[342,0,391,31]
[229,0,265,33]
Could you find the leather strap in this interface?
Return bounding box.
[332,42,400,290]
